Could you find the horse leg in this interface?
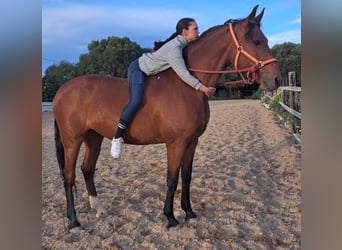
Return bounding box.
[63,139,83,231]
[81,130,106,218]
[181,139,198,221]
[164,141,186,228]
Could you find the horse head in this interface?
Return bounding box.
[187,5,281,91]
[227,5,281,90]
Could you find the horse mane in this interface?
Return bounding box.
[186,16,262,52]
[226,17,261,28]
[188,24,224,46]
[187,18,246,48]
[197,24,223,38]
[224,18,243,25]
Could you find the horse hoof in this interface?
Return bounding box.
[185,211,197,221]
[166,219,180,229]
[69,226,82,233]
[166,222,181,230]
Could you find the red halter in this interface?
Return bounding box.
[189,23,277,85]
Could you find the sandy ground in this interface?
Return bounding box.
[42,100,301,249]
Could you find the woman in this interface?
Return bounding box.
[111,17,216,158]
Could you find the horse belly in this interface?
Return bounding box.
[124,100,208,145]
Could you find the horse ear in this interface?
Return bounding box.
[254,8,265,24]
[247,5,259,23]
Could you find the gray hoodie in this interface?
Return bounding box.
[138,35,202,90]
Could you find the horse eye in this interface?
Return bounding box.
[253,39,261,45]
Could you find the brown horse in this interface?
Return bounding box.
[53,5,281,231]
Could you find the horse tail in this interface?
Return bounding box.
[54,119,65,179]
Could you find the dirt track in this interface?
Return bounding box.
[42,99,301,249]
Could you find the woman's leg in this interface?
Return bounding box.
[111,59,145,158]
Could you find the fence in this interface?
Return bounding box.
[278,85,301,119]
[42,102,53,112]
[263,72,301,143]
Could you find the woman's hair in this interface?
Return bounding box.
[153,17,195,51]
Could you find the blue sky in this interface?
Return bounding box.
[42,0,301,75]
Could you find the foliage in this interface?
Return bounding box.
[260,43,301,135]
[261,92,301,134]
[42,37,149,101]
[42,81,59,101]
[271,42,301,84]
[42,61,78,101]
[77,36,148,77]
[43,61,77,86]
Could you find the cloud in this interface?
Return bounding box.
[42,3,195,73]
[289,17,301,25]
[268,29,301,46]
[42,4,189,47]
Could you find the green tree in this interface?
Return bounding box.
[43,61,77,84]
[42,61,77,101]
[77,36,148,77]
[42,36,150,100]
[271,42,301,85]
[42,81,59,101]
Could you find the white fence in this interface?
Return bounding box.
[263,72,301,143]
[278,86,301,119]
[42,102,53,112]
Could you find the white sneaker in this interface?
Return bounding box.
[111,137,124,158]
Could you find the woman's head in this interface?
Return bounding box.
[153,17,199,50]
[176,18,200,42]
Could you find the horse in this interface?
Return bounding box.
[53,5,281,231]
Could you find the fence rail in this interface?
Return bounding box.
[278,99,301,119]
[263,72,301,143]
[278,86,301,119]
[264,72,301,119]
[278,86,301,92]
[42,102,53,112]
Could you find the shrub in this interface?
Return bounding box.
[261,92,301,134]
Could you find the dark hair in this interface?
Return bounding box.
[153,17,195,51]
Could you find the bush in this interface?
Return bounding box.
[261,92,301,134]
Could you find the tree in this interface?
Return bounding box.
[43,61,77,83]
[42,61,77,101]
[271,42,301,85]
[42,36,150,100]
[77,36,149,77]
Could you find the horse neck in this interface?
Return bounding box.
[186,25,235,87]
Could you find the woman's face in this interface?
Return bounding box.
[182,21,200,42]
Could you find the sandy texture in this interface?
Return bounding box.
[42,100,301,249]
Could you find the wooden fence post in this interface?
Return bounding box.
[288,72,296,111]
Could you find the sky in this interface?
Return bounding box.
[42,0,301,75]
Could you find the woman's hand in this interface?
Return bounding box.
[199,85,216,97]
